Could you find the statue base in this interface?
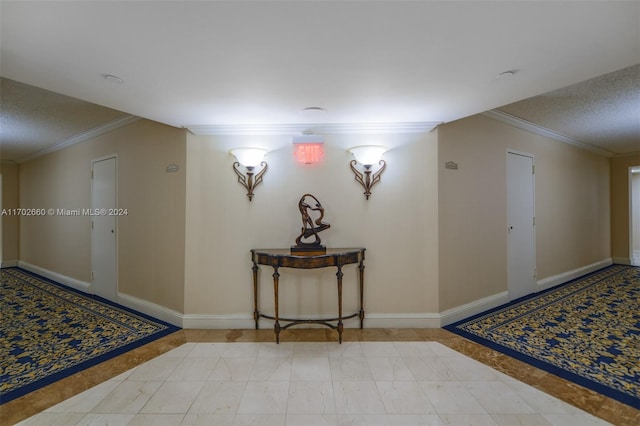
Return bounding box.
[290,245,327,256]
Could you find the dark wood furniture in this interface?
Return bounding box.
[251,248,366,343]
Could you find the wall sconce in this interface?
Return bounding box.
[349,145,387,200]
[231,148,268,201]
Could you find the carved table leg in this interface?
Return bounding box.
[252,262,259,329]
[273,266,281,344]
[336,264,344,343]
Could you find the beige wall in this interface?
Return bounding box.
[1,163,20,263]
[438,114,611,311]
[184,132,440,321]
[20,148,93,278]
[534,132,610,277]
[19,119,187,312]
[611,155,640,262]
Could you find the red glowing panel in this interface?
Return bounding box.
[294,143,324,164]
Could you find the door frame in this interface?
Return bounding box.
[506,149,537,300]
[630,166,640,266]
[91,154,118,300]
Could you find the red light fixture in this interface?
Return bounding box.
[293,135,324,164]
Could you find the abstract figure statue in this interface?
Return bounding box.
[292,194,330,253]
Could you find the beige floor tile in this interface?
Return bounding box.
[329,358,373,381]
[387,414,444,426]
[91,381,162,414]
[333,381,386,415]
[418,381,488,414]
[376,381,436,414]
[237,381,290,415]
[285,414,338,426]
[140,381,204,414]
[187,381,246,415]
[287,381,336,415]
[366,357,414,381]
[249,357,292,382]
[128,413,186,426]
[291,357,331,381]
[179,413,235,425]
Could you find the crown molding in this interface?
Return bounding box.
[482,110,615,158]
[186,121,441,136]
[17,115,141,163]
[613,150,640,158]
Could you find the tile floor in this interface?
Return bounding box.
[14,340,612,426]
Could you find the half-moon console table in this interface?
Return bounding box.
[250,248,366,343]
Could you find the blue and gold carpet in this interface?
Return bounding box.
[0,267,180,404]
[445,264,639,409]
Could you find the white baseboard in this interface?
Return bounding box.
[183,314,255,329]
[536,258,613,292]
[365,313,441,328]
[1,259,18,268]
[17,261,91,293]
[439,291,510,327]
[117,292,183,328]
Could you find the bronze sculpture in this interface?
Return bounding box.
[292,194,330,254]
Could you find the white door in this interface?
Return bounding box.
[91,156,117,301]
[0,174,3,267]
[507,151,536,300]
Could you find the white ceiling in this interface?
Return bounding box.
[497,64,640,156]
[1,1,639,162]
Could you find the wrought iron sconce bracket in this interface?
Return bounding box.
[350,159,386,200]
[233,161,267,201]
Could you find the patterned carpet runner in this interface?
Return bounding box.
[0,268,180,404]
[445,264,640,409]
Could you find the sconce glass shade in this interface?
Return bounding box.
[230,148,267,168]
[349,145,387,166]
